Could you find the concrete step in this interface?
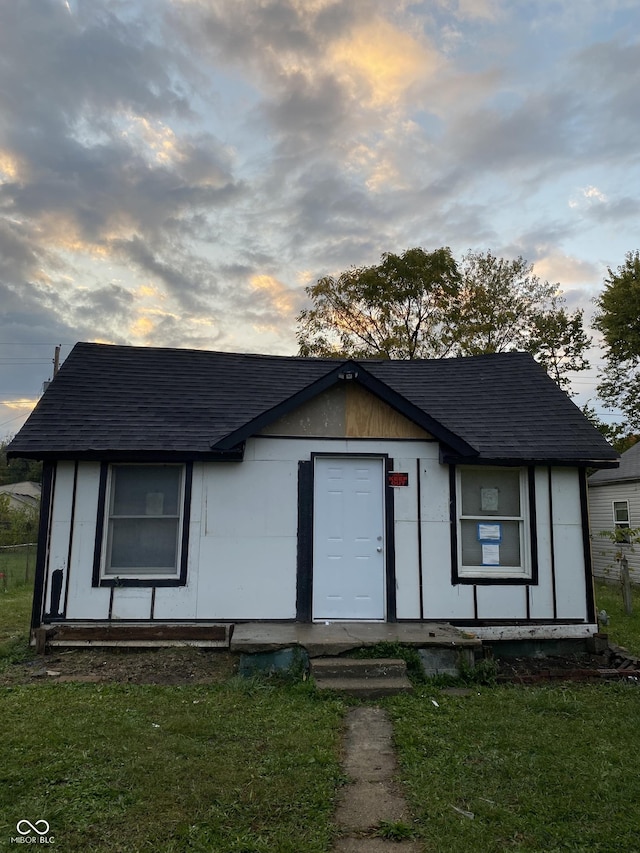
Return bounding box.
[312,657,413,697]
[312,657,408,679]
[313,676,413,698]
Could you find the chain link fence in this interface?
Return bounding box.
[0,543,37,591]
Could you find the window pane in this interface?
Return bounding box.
[613,501,629,524]
[461,519,522,567]
[111,466,181,516]
[461,468,521,517]
[106,518,179,573]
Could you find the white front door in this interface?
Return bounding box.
[313,457,386,620]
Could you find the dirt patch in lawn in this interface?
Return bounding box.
[0,646,237,686]
[3,643,639,688]
[495,646,640,684]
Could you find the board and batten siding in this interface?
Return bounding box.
[38,446,595,628]
[589,480,640,584]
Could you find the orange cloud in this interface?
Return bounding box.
[534,252,600,287]
[0,150,21,180]
[130,316,156,338]
[250,274,297,315]
[330,17,439,108]
[120,115,182,167]
[4,398,39,411]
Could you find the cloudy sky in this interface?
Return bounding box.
[1,0,639,436]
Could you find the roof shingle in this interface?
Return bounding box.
[7,342,619,466]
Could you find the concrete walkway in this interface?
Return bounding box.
[333,707,422,852]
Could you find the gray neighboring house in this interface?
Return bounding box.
[0,481,41,512]
[589,442,640,584]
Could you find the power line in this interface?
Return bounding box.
[0,411,33,429]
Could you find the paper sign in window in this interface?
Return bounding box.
[482,543,500,566]
[477,522,501,542]
[481,487,499,512]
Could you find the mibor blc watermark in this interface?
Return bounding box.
[10,820,55,844]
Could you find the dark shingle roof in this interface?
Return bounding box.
[7,342,619,466]
[589,440,640,484]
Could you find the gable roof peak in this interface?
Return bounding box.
[7,341,619,466]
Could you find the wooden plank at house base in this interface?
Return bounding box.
[33,623,232,651]
[462,623,598,641]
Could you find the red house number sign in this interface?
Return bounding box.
[388,472,409,487]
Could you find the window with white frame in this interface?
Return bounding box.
[103,464,184,578]
[457,466,531,579]
[613,499,630,541]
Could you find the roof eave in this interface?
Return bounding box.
[6,447,245,463]
[442,453,620,467]
[211,359,479,459]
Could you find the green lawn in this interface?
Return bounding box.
[2,580,640,851]
[386,682,640,853]
[0,545,36,590]
[594,578,640,655]
[0,582,34,667]
[0,682,346,852]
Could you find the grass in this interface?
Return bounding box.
[0,681,346,852]
[0,583,346,852]
[0,545,36,590]
[2,579,640,851]
[0,582,34,667]
[594,578,640,655]
[386,683,640,852]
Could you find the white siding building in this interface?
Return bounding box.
[7,342,619,646]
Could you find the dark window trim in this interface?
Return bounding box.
[452,464,538,586]
[92,463,109,587]
[92,462,192,588]
[527,465,539,586]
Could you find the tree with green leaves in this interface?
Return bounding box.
[594,251,640,430]
[297,247,591,393]
[455,252,553,354]
[0,494,39,546]
[296,247,461,359]
[455,251,590,391]
[524,303,591,391]
[0,439,41,486]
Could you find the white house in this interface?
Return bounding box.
[7,342,619,647]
